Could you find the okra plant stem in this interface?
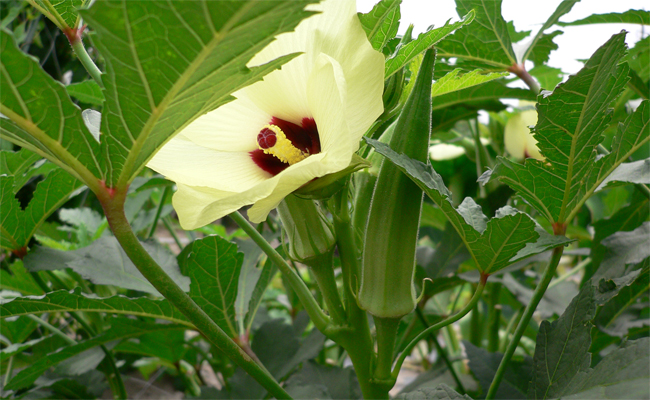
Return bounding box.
[392,274,488,379]
[100,194,292,400]
[486,246,564,399]
[229,211,330,332]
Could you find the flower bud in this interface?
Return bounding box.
[277,194,336,265]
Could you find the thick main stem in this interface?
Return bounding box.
[101,195,292,400]
[330,188,388,400]
[486,246,564,400]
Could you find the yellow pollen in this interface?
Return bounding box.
[259,124,309,165]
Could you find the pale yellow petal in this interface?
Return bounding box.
[147,137,268,191]
[174,154,332,228]
[179,93,269,152]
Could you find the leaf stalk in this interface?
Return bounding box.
[486,245,564,399]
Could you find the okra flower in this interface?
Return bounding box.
[148,0,384,229]
[504,103,543,161]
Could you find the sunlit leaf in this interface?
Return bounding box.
[431,80,536,112]
[522,0,580,64]
[358,0,401,52]
[487,33,631,224]
[0,30,104,182]
[431,69,509,97]
[437,0,516,70]
[558,9,650,26]
[366,138,571,274]
[32,0,87,28]
[385,10,475,78]
[81,0,316,186]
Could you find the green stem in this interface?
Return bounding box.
[486,246,564,400]
[548,257,590,289]
[415,307,466,394]
[306,256,346,325]
[102,198,292,400]
[148,186,170,238]
[4,356,14,387]
[162,216,184,249]
[487,283,502,352]
[329,188,387,400]
[469,294,483,346]
[27,314,76,345]
[70,38,103,87]
[392,274,488,379]
[500,307,523,353]
[229,211,330,332]
[374,317,400,381]
[71,314,127,400]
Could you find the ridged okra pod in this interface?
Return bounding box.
[358,48,434,318]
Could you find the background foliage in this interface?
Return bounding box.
[0,0,648,399]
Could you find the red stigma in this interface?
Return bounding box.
[257,128,277,149]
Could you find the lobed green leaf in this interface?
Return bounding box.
[81,0,317,187]
[4,318,186,391]
[558,9,650,26]
[437,0,516,70]
[0,30,103,183]
[384,10,475,78]
[65,80,105,105]
[180,235,243,338]
[487,32,631,223]
[358,0,401,52]
[0,286,191,325]
[366,138,571,274]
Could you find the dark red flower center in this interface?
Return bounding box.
[251,117,320,176]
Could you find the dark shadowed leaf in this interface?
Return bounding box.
[285,361,362,400]
[25,236,189,296]
[0,287,191,325]
[558,338,650,399]
[4,319,185,391]
[0,259,43,296]
[595,260,649,337]
[179,235,244,338]
[528,285,596,399]
[81,0,317,186]
[464,341,532,399]
[396,384,472,400]
[358,0,401,52]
